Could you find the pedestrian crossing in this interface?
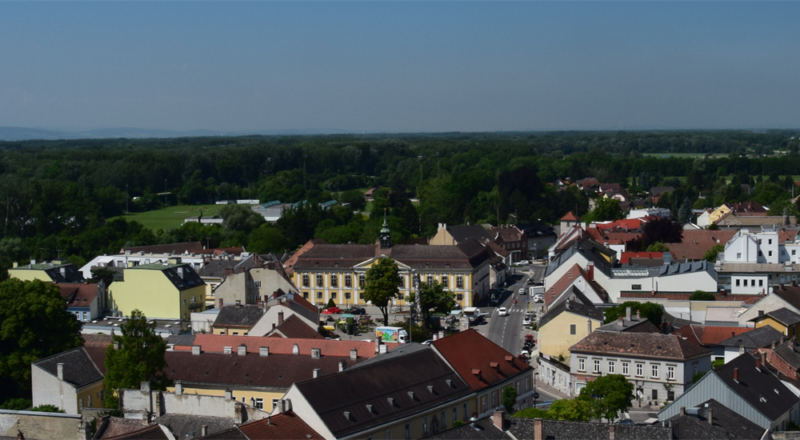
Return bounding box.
[496,308,530,314]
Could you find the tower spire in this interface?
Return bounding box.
[380,208,392,248]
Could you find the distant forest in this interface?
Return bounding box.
[0,130,799,276]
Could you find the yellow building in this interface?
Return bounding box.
[8,260,84,283]
[107,258,205,320]
[292,221,492,309]
[749,307,800,340]
[538,297,605,359]
[31,346,107,414]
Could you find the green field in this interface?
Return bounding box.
[113,204,226,231]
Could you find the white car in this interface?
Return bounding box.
[518,260,529,265]
[523,315,532,326]
[533,294,544,303]
[497,307,509,316]
[518,288,526,294]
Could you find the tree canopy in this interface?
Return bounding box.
[0,279,82,400]
[412,280,456,329]
[364,257,401,325]
[604,301,663,328]
[577,374,634,423]
[689,291,716,301]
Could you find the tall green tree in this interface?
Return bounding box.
[104,310,170,408]
[582,198,624,223]
[413,280,456,329]
[703,244,725,263]
[577,374,634,423]
[678,197,693,224]
[547,399,594,422]
[502,386,517,414]
[364,257,401,325]
[0,279,83,400]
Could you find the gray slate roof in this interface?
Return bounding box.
[424,417,505,439]
[155,414,237,439]
[717,326,784,348]
[213,305,265,328]
[446,225,493,243]
[755,307,800,326]
[33,346,104,388]
[507,418,671,440]
[713,353,799,421]
[666,399,766,440]
[539,288,604,330]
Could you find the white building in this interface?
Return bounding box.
[627,207,671,220]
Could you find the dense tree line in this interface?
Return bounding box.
[0,131,798,273]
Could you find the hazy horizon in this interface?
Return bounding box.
[2,2,799,134]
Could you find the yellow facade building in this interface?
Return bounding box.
[31,346,107,414]
[107,258,205,320]
[8,260,85,283]
[749,307,800,340]
[538,298,605,359]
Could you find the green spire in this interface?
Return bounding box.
[380,208,390,234]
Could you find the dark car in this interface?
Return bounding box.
[346,307,366,315]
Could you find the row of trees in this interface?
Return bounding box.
[514,375,634,423]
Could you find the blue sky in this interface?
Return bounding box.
[1,2,798,133]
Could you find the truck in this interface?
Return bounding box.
[376,326,409,344]
[529,285,545,296]
[462,307,487,326]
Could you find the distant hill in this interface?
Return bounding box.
[0,126,353,141]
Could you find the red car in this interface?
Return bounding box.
[322,307,342,314]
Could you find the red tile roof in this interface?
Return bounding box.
[432,329,532,392]
[672,325,754,347]
[545,264,583,307]
[596,218,644,231]
[621,292,758,302]
[58,283,100,307]
[561,211,580,221]
[268,314,324,340]
[184,334,386,358]
[667,230,737,261]
[620,252,672,265]
[284,238,327,275]
[238,411,323,439]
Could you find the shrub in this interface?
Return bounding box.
[0,398,31,410]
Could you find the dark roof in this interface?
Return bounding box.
[33,346,104,388]
[166,334,197,346]
[596,316,661,334]
[539,289,604,330]
[269,314,323,339]
[507,417,670,440]
[85,345,108,375]
[570,332,712,360]
[752,307,800,326]
[517,221,556,238]
[349,343,429,369]
[155,414,237,439]
[164,351,365,389]
[213,305,265,328]
[101,424,169,440]
[432,329,532,392]
[58,283,100,308]
[666,399,766,440]
[197,259,251,278]
[773,340,800,368]
[293,244,376,270]
[121,242,204,254]
[14,262,85,283]
[236,411,323,439]
[488,226,525,243]
[546,239,615,278]
[650,186,675,197]
[279,299,320,325]
[446,225,493,243]
[424,416,506,439]
[293,348,471,438]
[714,353,799,421]
[717,326,784,349]
[772,283,800,311]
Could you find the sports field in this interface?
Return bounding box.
[113,204,225,231]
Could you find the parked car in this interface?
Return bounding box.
[533,294,544,303]
[518,288,526,294]
[322,307,342,314]
[523,315,532,326]
[518,260,529,265]
[520,349,530,357]
[345,307,366,315]
[497,307,509,316]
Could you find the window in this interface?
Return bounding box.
[667,366,675,380]
[608,361,615,374]
[736,279,741,286]
[316,292,323,299]
[636,363,643,377]
[303,291,309,299]
[492,391,498,407]
[594,359,601,373]
[526,377,531,391]
[737,252,742,259]
[744,279,748,287]
[100,390,105,402]
[359,292,365,300]
[331,275,338,287]
[769,239,773,245]
[453,407,458,423]
[405,422,411,440]
[622,362,629,376]
[427,275,434,285]
[631,284,642,290]
[442,275,448,288]
[668,390,675,401]
[481,396,487,413]
[88,395,92,407]
[359,274,365,287]
[316,274,323,287]
[345,292,351,300]
[457,294,463,301]
[255,398,264,409]
[345,274,352,287]
[769,251,773,257]
[423,416,428,435]
[302,274,309,287]
[793,250,797,256]
[254,281,262,288]
[442,410,446,428]
[272,399,280,410]
[651,389,658,401]
[570,324,576,335]
[759,279,764,287]
[651,364,659,378]
[331,292,337,299]
[386,429,392,440]
[398,278,405,289]
[578,358,586,372]
[464,403,468,419]
[457,275,464,289]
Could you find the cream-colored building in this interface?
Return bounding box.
[107,258,206,320]
[538,297,604,359]
[9,260,84,283]
[31,346,107,414]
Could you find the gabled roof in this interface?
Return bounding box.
[488,225,525,242]
[33,346,104,388]
[517,221,556,238]
[283,238,327,275]
[750,307,800,326]
[560,211,580,221]
[717,326,784,349]
[186,334,384,358]
[539,290,604,330]
[668,230,737,261]
[277,297,320,324]
[207,411,323,440]
[672,325,754,347]
[293,347,471,438]
[432,329,532,392]
[58,283,99,307]
[268,314,323,340]
[445,224,493,243]
[665,399,766,440]
[570,332,711,360]
[714,352,799,421]
[772,283,800,311]
[213,305,265,328]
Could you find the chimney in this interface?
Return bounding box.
[350,349,357,361]
[259,347,269,357]
[707,408,713,425]
[219,298,224,308]
[490,362,500,373]
[234,402,244,425]
[625,307,631,321]
[636,309,640,319]
[12,261,17,268]
[237,345,247,356]
[756,358,761,372]
[492,410,505,430]
[588,319,592,334]
[225,389,232,400]
[292,344,299,355]
[734,367,739,382]
[175,381,183,395]
[375,338,382,354]
[201,425,208,437]
[339,360,347,372]
[609,425,615,440]
[759,310,764,318]
[311,348,321,359]
[617,316,624,327]
[60,267,66,277]
[772,341,777,349]
[313,368,321,378]
[534,419,543,440]
[57,363,64,380]
[224,267,233,277]
[177,267,184,279]
[192,345,201,355]
[140,381,151,393]
[680,406,685,415]
[278,311,284,325]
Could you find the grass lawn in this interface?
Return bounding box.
[112,204,226,231]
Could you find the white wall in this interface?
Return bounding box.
[731,274,768,294]
[248,304,317,337]
[31,366,78,414]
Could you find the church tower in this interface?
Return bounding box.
[379,210,392,249]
